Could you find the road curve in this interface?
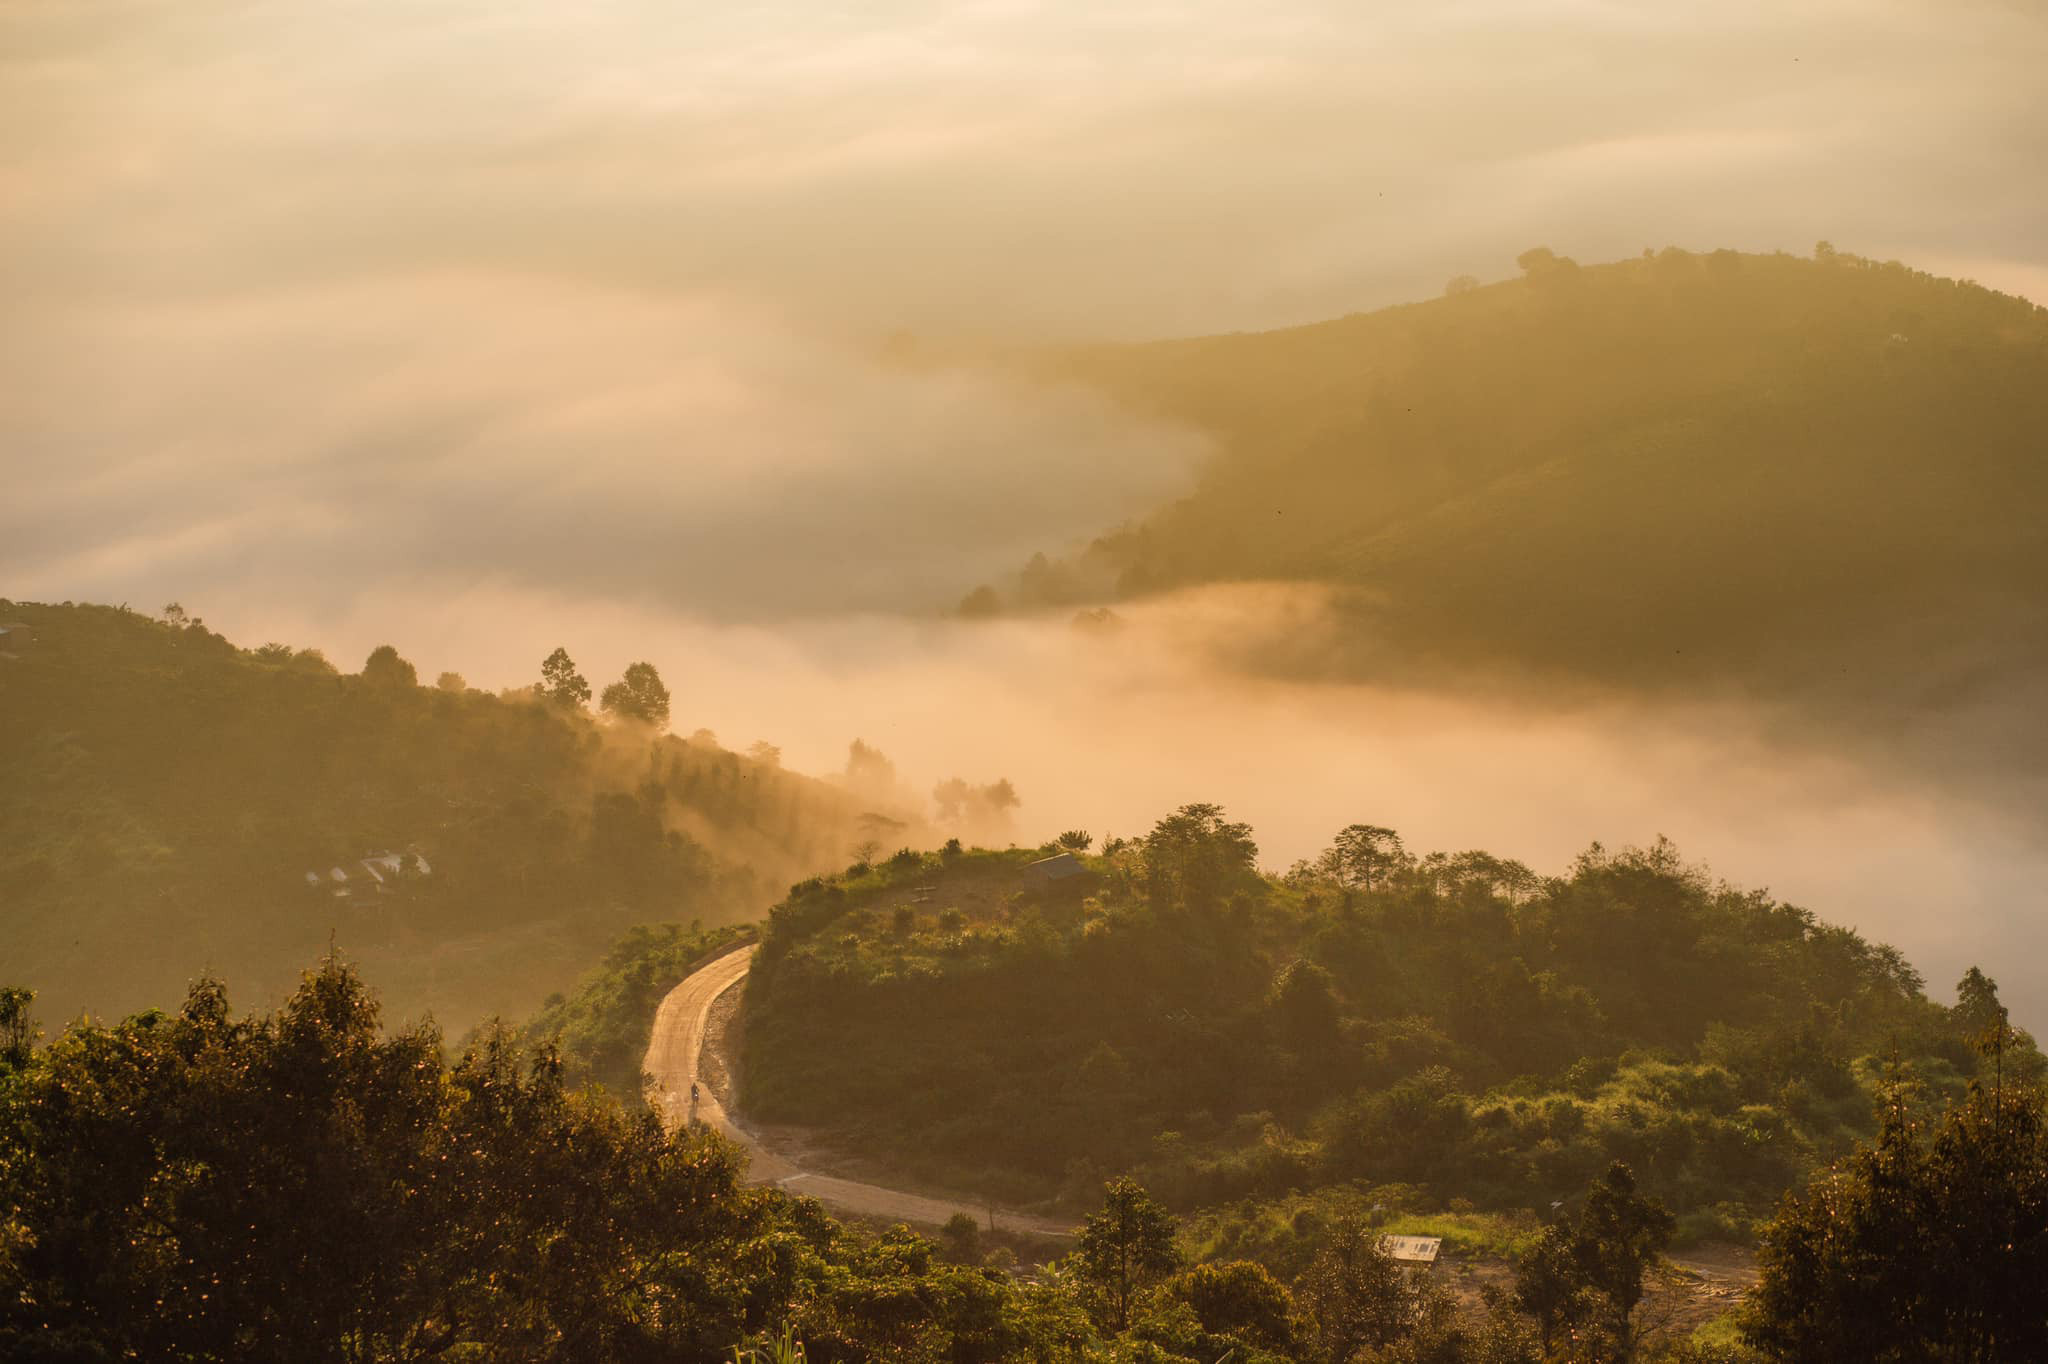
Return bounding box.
[644,943,1072,1237]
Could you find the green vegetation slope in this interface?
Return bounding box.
[981,248,2048,772]
[739,809,2034,1236]
[6,941,2041,1361]
[0,601,898,1031]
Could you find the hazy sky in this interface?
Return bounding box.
[6,0,2047,1014]
[8,0,2045,611]
[6,0,2045,338]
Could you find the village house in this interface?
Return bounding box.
[1381,1235,1442,1269]
[1022,851,1087,885]
[304,850,432,899]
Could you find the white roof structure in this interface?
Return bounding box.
[1024,852,1086,882]
[359,851,431,879]
[1381,1235,1442,1265]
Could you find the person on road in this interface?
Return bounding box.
[690,1082,700,1105]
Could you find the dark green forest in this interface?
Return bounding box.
[0,601,903,1032]
[967,247,2048,786]
[5,950,2042,1362]
[740,810,2038,1244]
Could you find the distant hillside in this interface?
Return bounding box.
[977,247,2048,780]
[738,811,2035,1234]
[0,601,912,1030]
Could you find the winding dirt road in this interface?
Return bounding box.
[644,944,1071,1237]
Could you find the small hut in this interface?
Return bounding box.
[1022,852,1086,886]
[1381,1235,1442,1269]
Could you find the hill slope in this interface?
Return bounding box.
[737,813,2034,1230]
[0,601,912,1030]
[982,248,2048,781]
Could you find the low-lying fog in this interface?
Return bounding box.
[36,571,2048,1030]
[10,272,2048,1029]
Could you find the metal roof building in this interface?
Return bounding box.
[1381,1235,1442,1266]
[1023,852,1087,884]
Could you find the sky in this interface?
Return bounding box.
[5,0,2047,1014]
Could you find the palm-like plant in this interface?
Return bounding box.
[731,1324,806,1364]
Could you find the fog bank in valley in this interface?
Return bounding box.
[87,578,2048,1031]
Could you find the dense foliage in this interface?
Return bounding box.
[0,601,906,1032]
[741,808,2030,1235]
[5,951,2039,1361]
[0,966,1060,1363]
[520,921,753,1097]
[976,247,2048,783]
[1744,1049,2048,1361]
[0,966,1550,1364]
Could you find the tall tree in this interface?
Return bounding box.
[538,647,591,709]
[599,661,670,730]
[0,988,33,1071]
[1324,824,1408,891]
[1140,803,1257,911]
[1294,1217,1412,1363]
[362,644,418,688]
[1516,1162,1673,1360]
[1746,1080,2048,1363]
[1076,1177,1182,1332]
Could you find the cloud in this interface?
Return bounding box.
[0,275,1202,618]
[3,0,2043,336]
[166,577,2048,1027]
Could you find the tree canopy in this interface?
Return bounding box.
[539,646,592,709]
[601,660,672,729]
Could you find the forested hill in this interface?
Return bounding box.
[740,811,2038,1237]
[979,248,2048,764]
[0,601,907,1031]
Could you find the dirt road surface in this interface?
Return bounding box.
[645,944,1072,1237]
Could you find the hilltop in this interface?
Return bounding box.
[972,247,2048,785]
[735,810,2036,1241]
[0,601,914,1030]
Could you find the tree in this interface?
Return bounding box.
[1517,245,1577,275]
[435,671,466,692]
[1955,966,2006,1036]
[1054,830,1093,853]
[1295,1216,1412,1362]
[0,988,33,1071]
[538,648,590,710]
[1324,824,1408,891]
[1746,1081,2048,1362]
[933,777,1021,828]
[747,740,782,768]
[0,958,895,1361]
[1268,959,1342,1057]
[845,740,898,799]
[1515,1162,1673,1359]
[362,644,418,688]
[940,1212,982,1265]
[600,661,670,729]
[1163,1260,1293,1353]
[1076,1177,1182,1332]
[1140,803,1257,911]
